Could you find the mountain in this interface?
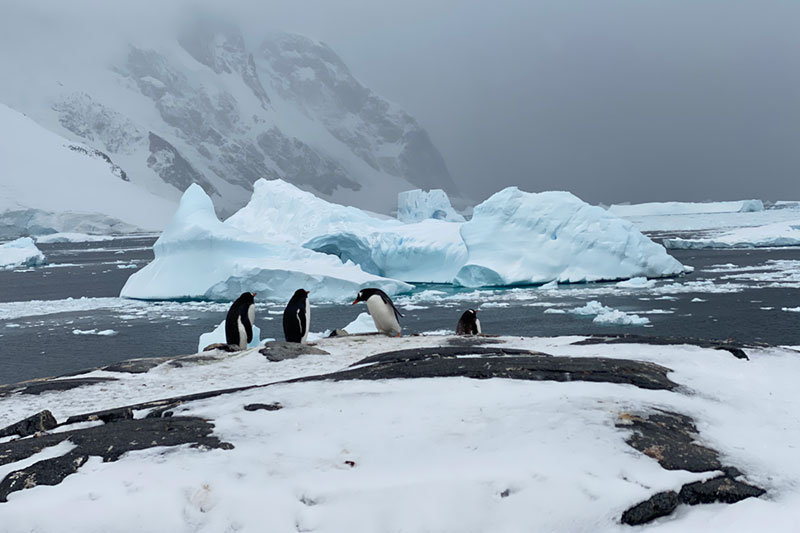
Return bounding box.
[0,15,459,218]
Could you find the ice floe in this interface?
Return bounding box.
[0,237,46,269]
[665,219,800,249]
[546,300,650,326]
[608,199,764,217]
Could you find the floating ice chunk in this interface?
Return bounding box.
[616,277,656,289]
[397,189,465,223]
[664,219,800,249]
[36,233,115,243]
[782,307,800,313]
[121,184,412,302]
[609,200,764,217]
[72,329,118,336]
[198,320,263,352]
[565,300,650,326]
[454,188,686,287]
[0,237,46,269]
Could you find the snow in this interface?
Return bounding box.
[197,320,263,352]
[396,188,465,223]
[454,188,687,287]
[0,237,46,269]
[0,103,176,238]
[664,219,800,249]
[0,334,797,531]
[342,312,378,334]
[556,300,650,326]
[120,184,412,302]
[608,200,764,217]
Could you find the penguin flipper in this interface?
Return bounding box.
[378,292,404,320]
[297,308,306,338]
[241,307,253,343]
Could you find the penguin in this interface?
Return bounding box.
[352,288,403,336]
[283,289,311,343]
[456,309,481,335]
[225,292,256,350]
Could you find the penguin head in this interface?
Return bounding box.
[238,292,256,305]
[291,288,310,302]
[353,287,381,304]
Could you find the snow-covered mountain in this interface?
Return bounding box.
[0,15,458,218]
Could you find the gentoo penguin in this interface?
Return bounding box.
[225,292,256,350]
[456,309,481,335]
[353,288,403,336]
[283,289,311,343]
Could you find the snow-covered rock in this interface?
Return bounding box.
[0,103,176,238]
[454,188,687,287]
[608,199,764,217]
[397,189,465,223]
[0,237,46,269]
[121,184,412,302]
[664,219,800,249]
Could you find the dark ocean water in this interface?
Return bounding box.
[1,236,799,385]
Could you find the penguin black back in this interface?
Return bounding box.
[283,289,310,343]
[225,292,256,349]
[352,288,403,321]
[456,309,481,335]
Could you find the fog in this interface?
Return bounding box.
[3,0,799,205]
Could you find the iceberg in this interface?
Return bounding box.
[397,189,465,223]
[608,199,764,217]
[229,179,466,283]
[454,188,686,287]
[120,184,412,302]
[0,237,46,269]
[664,219,800,249]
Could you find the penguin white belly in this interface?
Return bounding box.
[301,299,310,344]
[366,294,401,336]
[247,304,255,332]
[236,317,247,350]
[475,318,482,334]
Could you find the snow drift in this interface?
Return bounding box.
[454,188,686,287]
[120,184,412,301]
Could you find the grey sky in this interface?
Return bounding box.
[5,0,800,205]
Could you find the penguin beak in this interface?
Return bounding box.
[252,292,257,297]
[352,299,358,305]
[305,290,310,295]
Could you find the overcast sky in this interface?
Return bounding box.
[5,0,800,205]
[247,0,800,204]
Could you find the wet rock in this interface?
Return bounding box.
[621,491,679,526]
[0,410,58,438]
[0,416,232,502]
[260,341,329,362]
[572,333,753,360]
[243,403,283,412]
[679,475,766,505]
[102,357,173,374]
[1,377,118,396]
[65,407,133,425]
[202,343,241,353]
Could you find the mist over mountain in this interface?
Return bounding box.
[0,9,458,216]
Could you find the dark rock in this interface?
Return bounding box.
[350,346,548,367]
[260,341,329,362]
[297,354,677,391]
[4,377,118,396]
[202,343,241,353]
[244,403,283,412]
[572,334,753,360]
[445,336,502,347]
[102,357,173,374]
[65,407,133,425]
[621,491,679,526]
[617,410,721,472]
[0,416,232,502]
[145,402,182,419]
[168,354,225,367]
[0,410,58,438]
[328,329,348,337]
[679,475,766,505]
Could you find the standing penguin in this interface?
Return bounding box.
[225,292,256,350]
[456,309,481,335]
[283,289,311,343]
[352,288,403,336]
